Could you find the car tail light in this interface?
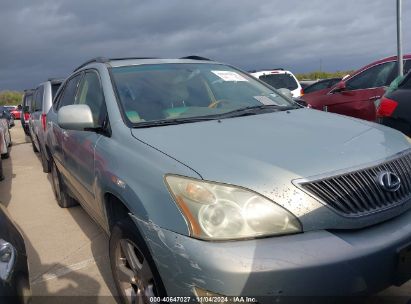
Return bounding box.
[24,112,30,121]
[41,113,47,131]
[377,97,398,117]
[300,88,304,96]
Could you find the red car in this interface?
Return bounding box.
[6,105,22,120]
[302,55,411,121]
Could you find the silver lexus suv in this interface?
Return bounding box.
[45,56,411,302]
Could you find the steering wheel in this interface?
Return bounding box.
[208,99,232,109]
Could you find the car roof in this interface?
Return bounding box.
[351,54,411,78]
[250,69,295,76]
[73,56,217,71]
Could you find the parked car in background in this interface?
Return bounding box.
[45,56,411,301]
[303,77,342,94]
[299,80,317,89]
[250,69,303,97]
[7,106,21,120]
[0,107,15,128]
[29,79,63,172]
[0,204,31,304]
[302,55,411,121]
[377,71,411,136]
[20,90,34,136]
[0,111,11,159]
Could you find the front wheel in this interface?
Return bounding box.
[110,218,166,304]
[50,159,78,208]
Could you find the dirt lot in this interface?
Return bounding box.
[2,123,411,303]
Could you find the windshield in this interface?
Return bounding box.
[111,63,293,125]
[258,73,298,90]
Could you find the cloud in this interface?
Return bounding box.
[0,0,410,90]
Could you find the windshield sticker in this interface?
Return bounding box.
[254,96,276,105]
[211,70,248,82]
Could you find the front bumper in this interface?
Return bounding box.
[133,209,411,299]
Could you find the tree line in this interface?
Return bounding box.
[295,70,354,81]
[0,90,23,106]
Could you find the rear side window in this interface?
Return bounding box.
[76,70,107,127]
[259,73,298,90]
[346,61,396,90]
[399,74,411,89]
[51,83,62,99]
[56,73,83,110]
[404,60,411,75]
[33,86,44,111]
[303,80,330,94]
[23,94,33,112]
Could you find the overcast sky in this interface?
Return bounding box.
[0,0,410,90]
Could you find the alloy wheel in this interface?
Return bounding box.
[115,239,156,304]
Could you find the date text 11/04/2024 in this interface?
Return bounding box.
[149,297,257,303]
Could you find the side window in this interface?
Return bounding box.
[404,60,411,75]
[76,70,107,127]
[346,62,396,90]
[34,86,44,111]
[56,73,83,110]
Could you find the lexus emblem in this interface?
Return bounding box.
[377,171,401,192]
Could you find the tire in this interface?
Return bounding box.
[40,146,51,173]
[1,152,9,159]
[50,159,78,208]
[110,218,166,304]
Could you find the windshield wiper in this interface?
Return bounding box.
[132,116,218,128]
[216,104,297,118]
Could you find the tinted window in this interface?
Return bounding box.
[33,86,44,111]
[76,71,107,127]
[346,62,396,90]
[259,73,298,90]
[303,80,330,94]
[23,93,33,112]
[51,83,62,99]
[404,60,411,75]
[399,73,411,89]
[57,73,82,110]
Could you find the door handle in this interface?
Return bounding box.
[369,95,381,100]
[62,130,69,140]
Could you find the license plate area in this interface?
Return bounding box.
[395,243,411,286]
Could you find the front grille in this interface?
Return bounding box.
[299,151,411,216]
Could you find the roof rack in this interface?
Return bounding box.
[180,55,211,61]
[73,57,161,72]
[73,57,109,72]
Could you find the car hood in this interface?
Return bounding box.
[131,108,411,229]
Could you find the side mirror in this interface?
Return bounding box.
[331,81,347,93]
[58,104,94,131]
[277,88,293,99]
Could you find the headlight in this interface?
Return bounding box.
[165,175,302,240]
[0,239,16,282]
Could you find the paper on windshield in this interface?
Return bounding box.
[253,96,276,105]
[211,70,248,82]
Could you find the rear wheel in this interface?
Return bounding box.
[50,159,78,208]
[110,218,165,304]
